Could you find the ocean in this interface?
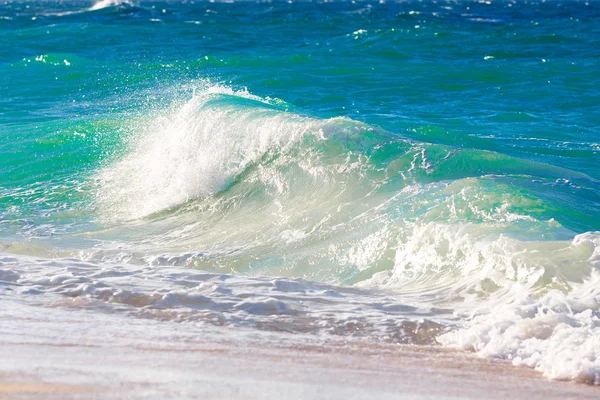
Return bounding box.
[1,0,599,388]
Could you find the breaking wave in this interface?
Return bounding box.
[87,86,600,383]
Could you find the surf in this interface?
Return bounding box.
[2,0,600,387]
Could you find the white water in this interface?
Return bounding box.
[3,86,599,385]
[3,230,598,383]
[96,87,328,220]
[40,0,136,17]
[88,0,134,12]
[438,232,600,384]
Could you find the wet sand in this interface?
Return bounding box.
[1,318,598,400]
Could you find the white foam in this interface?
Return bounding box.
[89,0,134,12]
[41,0,135,17]
[351,222,600,384]
[438,232,600,384]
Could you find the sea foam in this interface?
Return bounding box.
[438,232,600,384]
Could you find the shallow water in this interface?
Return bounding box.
[1,0,599,384]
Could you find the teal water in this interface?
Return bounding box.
[2,0,599,238]
[1,0,599,383]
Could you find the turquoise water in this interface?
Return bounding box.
[2,0,599,238]
[1,0,599,384]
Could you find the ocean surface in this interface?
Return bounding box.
[1,0,599,385]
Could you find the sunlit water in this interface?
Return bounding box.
[1,0,599,384]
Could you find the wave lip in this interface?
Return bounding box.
[88,0,134,12]
[41,0,137,17]
[95,87,327,220]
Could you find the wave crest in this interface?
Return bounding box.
[96,87,329,220]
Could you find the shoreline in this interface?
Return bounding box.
[2,306,598,400]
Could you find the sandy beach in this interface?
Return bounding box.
[1,300,598,400]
